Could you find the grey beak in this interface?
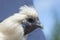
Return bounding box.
[35,19,43,29]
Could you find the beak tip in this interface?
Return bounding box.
[36,24,43,29]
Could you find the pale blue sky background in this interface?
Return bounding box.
[33,0,60,40]
[0,0,45,40]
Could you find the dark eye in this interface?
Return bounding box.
[27,18,35,23]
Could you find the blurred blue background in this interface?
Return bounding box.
[0,0,45,40]
[33,0,60,40]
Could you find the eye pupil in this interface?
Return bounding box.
[27,18,34,23]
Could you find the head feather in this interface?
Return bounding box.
[19,5,38,18]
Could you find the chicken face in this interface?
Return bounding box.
[22,17,42,35]
[20,5,43,35]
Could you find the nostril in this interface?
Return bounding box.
[27,18,35,23]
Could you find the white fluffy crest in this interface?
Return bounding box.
[19,5,38,18]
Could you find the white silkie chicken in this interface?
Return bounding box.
[0,5,42,40]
